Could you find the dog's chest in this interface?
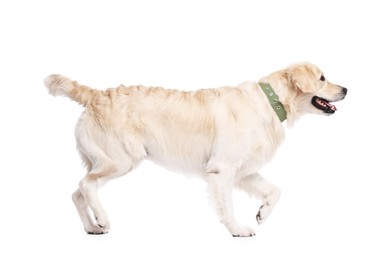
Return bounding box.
[242,123,285,172]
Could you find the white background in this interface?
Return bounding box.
[1,0,386,259]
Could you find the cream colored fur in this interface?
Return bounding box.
[44,62,346,236]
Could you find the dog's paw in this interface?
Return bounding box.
[95,215,109,227]
[231,226,256,237]
[85,225,109,235]
[84,216,110,235]
[256,203,273,224]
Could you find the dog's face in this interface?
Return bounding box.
[287,63,347,115]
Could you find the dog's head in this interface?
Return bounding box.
[263,62,347,125]
[288,62,347,115]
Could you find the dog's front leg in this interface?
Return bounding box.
[237,173,281,224]
[206,169,255,237]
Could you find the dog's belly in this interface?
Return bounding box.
[143,124,285,178]
[143,128,213,176]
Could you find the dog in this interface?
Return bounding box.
[44,62,347,237]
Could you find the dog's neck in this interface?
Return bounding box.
[259,72,302,127]
[258,83,287,122]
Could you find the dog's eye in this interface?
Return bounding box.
[320,75,325,81]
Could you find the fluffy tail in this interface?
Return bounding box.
[44,74,98,106]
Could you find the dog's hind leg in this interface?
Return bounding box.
[74,136,145,234]
[78,167,114,234]
[72,154,103,234]
[73,113,147,234]
[77,161,140,234]
[237,173,281,224]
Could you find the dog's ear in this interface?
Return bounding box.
[289,66,314,93]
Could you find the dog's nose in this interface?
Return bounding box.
[342,87,348,95]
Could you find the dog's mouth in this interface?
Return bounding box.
[312,96,337,114]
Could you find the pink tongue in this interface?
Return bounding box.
[322,99,337,111]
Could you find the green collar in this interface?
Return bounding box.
[259,83,287,122]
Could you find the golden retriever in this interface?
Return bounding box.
[44,62,347,237]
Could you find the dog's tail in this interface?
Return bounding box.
[44,74,98,106]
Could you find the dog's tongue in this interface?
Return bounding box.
[324,99,337,111]
[319,98,337,111]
